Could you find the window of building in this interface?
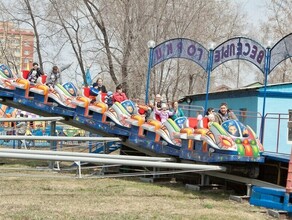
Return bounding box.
[24,58,29,63]
[23,41,30,47]
[24,50,29,55]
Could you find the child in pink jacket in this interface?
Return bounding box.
[154,103,174,124]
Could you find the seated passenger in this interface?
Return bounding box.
[90,78,107,96]
[170,101,184,120]
[154,103,174,124]
[136,99,151,117]
[105,91,113,107]
[205,107,214,117]
[46,66,61,90]
[205,107,216,123]
[113,85,127,103]
[149,94,162,110]
[148,94,164,120]
[215,102,238,124]
[27,62,44,84]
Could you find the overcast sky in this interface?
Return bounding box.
[238,0,270,26]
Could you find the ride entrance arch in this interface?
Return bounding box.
[145,33,292,141]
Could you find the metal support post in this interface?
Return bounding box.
[49,121,57,169]
[204,49,214,112]
[74,161,82,178]
[260,47,271,143]
[145,40,155,104]
[246,184,252,196]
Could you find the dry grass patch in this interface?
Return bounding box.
[0,161,273,220]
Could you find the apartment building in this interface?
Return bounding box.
[0,22,34,73]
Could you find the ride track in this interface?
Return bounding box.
[0,64,265,177]
[0,148,282,192]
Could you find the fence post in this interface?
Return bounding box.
[49,121,57,169]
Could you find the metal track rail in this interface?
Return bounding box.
[0,135,121,141]
[0,148,175,162]
[0,148,284,190]
[0,117,64,122]
[0,150,226,179]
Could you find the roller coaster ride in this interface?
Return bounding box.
[0,62,264,178]
[3,33,292,178]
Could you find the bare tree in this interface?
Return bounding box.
[143,0,247,100]
[46,0,93,86]
[260,0,292,84]
[0,0,45,71]
[23,0,43,70]
[83,0,119,87]
[0,0,248,100]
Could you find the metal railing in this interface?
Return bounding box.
[261,113,289,154]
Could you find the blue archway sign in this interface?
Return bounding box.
[212,37,266,73]
[270,33,292,72]
[151,38,209,71]
[145,33,292,142]
[145,38,209,105]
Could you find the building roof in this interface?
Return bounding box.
[244,81,263,88]
[0,22,34,36]
[182,82,292,102]
[198,82,292,95]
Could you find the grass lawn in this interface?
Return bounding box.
[0,160,272,220]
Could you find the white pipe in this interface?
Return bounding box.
[0,149,175,162]
[0,152,226,171]
[0,117,64,122]
[0,135,121,141]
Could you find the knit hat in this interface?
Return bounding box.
[107,91,113,96]
[161,103,167,109]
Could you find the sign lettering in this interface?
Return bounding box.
[152,39,209,71]
[150,34,292,75]
[212,38,266,72]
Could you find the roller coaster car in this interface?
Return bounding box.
[48,83,78,108]
[156,118,182,145]
[28,80,78,109]
[216,120,264,156]
[174,116,188,128]
[82,86,107,103]
[179,115,263,157]
[103,100,144,127]
[208,120,264,178]
[0,64,16,90]
[191,120,263,157]
[71,87,110,117]
[11,70,77,109]
[104,101,132,127]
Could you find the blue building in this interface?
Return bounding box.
[180,82,292,154]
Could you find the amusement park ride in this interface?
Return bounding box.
[2,33,292,181]
[0,62,264,178]
[2,32,292,216]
